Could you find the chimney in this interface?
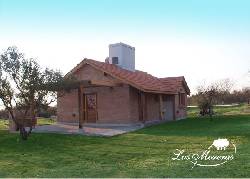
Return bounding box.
[108,42,135,71]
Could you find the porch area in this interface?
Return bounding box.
[33,122,143,136]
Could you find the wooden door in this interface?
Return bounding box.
[162,95,174,121]
[85,93,97,123]
[165,100,174,121]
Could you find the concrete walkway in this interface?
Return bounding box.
[33,123,143,136]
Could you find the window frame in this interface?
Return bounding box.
[179,92,186,106]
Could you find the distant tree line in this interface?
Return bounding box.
[188,87,250,106]
[38,106,57,118]
[188,79,250,116]
[0,106,57,119]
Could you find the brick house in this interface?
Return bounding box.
[57,43,190,127]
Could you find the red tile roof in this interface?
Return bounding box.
[66,58,190,95]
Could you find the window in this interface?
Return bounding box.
[179,93,186,106]
[112,57,119,64]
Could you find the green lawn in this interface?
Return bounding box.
[0,119,8,130]
[0,105,250,177]
[36,117,56,126]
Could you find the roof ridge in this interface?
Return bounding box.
[66,58,190,94]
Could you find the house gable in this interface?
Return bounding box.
[73,64,122,86]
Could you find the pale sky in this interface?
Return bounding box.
[0,0,250,94]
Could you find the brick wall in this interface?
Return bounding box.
[174,87,188,120]
[75,64,121,84]
[83,85,132,124]
[57,89,79,123]
[129,87,140,122]
[58,64,135,124]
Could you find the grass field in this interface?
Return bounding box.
[0,117,55,129]
[36,117,55,125]
[0,105,250,177]
[188,103,250,117]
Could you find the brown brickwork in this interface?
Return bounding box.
[57,89,79,123]
[57,61,188,124]
[174,87,188,120]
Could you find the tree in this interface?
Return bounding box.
[0,46,73,140]
[197,83,218,116]
[196,79,234,116]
